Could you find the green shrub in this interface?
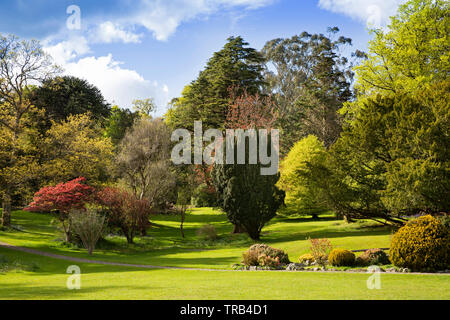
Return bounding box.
[242,244,290,266]
[191,184,217,207]
[0,254,8,264]
[356,249,390,266]
[328,249,355,266]
[390,215,450,272]
[298,253,315,265]
[196,224,218,241]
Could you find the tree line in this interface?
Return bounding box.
[1,0,448,242]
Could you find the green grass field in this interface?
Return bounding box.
[0,208,449,300]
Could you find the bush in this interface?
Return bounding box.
[97,187,152,244]
[389,215,450,272]
[192,184,217,207]
[310,238,333,268]
[298,253,315,265]
[242,244,290,267]
[356,249,390,266]
[196,224,218,241]
[0,254,8,264]
[328,249,355,266]
[69,209,106,255]
[257,254,281,268]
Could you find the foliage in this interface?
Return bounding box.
[117,118,176,211]
[242,244,290,267]
[0,34,58,226]
[165,36,266,131]
[328,249,355,266]
[132,98,156,118]
[309,238,333,268]
[24,177,96,242]
[96,187,152,244]
[389,215,450,272]
[212,161,285,240]
[104,105,139,145]
[298,253,315,265]
[355,249,390,266]
[226,88,278,130]
[31,76,111,125]
[69,209,106,255]
[25,177,95,214]
[196,224,218,241]
[262,27,362,153]
[42,113,115,185]
[277,135,328,218]
[191,184,217,207]
[315,82,449,223]
[346,0,449,114]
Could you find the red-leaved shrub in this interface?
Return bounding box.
[25,177,96,242]
[96,187,152,243]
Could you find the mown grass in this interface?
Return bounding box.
[0,209,394,269]
[1,248,449,300]
[0,208,449,300]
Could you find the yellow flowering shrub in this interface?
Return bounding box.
[328,249,355,266]
[389,215,450,272]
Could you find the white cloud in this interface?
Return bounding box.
[61,54,169,111]
[318,0,406,28]
[43,36,91,65]
[41,0,274,114]
[130,0,275,41]
[91,21,142,44]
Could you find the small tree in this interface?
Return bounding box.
[25,177,96,242]
[69,209,105,255]
[117,118,176,211]
[277,135,328,219]
[310,238,333,269]
[177,187,191,238]
[97,187,151,244]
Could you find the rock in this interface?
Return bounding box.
[313,267,320,271]
[249,266,257,271]
[286,263,305,271]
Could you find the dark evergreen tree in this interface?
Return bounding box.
[32,76,111,126]
[212,136,285,240]
[166,36,266,131]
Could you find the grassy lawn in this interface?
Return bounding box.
[0,209,393,269]
[1,248,449,300]
[0,208,449,300]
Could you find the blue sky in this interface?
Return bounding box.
[0,0,405,116]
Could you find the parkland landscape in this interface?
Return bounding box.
[0,0,449,300]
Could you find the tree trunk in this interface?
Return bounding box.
[232,223,245,234]
[311,214,319,220]
[1,193,12,227]
[343,215,355,223]
[180,208,185,238]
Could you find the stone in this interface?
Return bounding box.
[286,263,305,271]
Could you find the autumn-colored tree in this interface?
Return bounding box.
[25,177,96,242]
[226,87,278,130]
[96,187,152,243]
